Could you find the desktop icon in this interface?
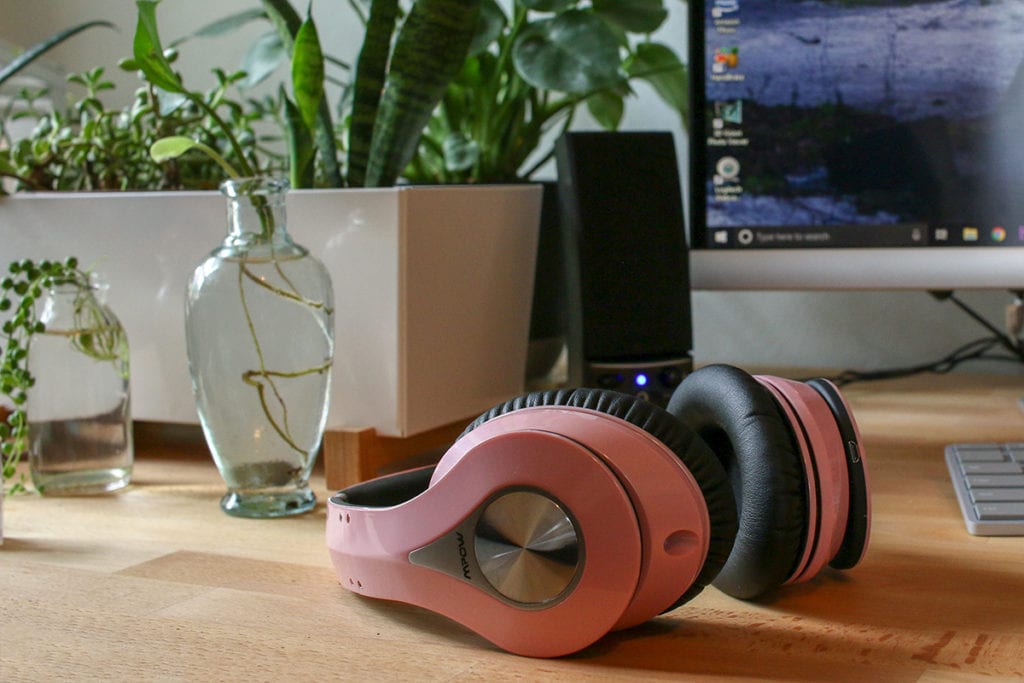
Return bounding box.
[991,226,1007,242]
[713,47,740,71]
[711,0,739,18]
[714,100,743,125]
[716,156,741,180]
[963,227,979,242]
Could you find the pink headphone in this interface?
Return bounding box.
[326,364,870,657]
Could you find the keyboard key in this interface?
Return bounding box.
[969,488,1024,503]
[975,502,1024,520]
[954,448,1007,462]
[965,474,1024,488]
[946,443,1024,535]
[961,462,1023,474]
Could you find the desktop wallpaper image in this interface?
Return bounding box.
[704,0,1024,231]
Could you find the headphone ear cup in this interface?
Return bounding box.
[667,365,808,600]
[806,378,870,570]
[460,388,738,608]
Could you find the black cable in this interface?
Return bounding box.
[827,336,1005,386]
[930,290,1022,356]
[821,291,1024,387]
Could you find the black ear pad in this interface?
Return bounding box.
[666,365,807,600]
[461,387,738,609]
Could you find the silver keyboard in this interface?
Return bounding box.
[945,443,1024,535]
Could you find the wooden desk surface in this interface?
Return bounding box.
[3,373,1024,680]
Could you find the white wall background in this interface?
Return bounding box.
[2,0,1020,377]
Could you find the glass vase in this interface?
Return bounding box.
[27,280,133,494]
[186,177,334,518]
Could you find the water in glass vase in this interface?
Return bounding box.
[28,406,133,494]
[188,246,333,517]
[189,252,332,517]
[27,286,133,495]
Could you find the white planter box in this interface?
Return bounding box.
[0,185,542,437]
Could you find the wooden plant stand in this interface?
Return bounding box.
[322,417,474,491]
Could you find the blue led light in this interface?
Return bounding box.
[635,373,649,387]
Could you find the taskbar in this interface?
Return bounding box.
[704,223,1024,248]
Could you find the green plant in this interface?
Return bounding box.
[0,257,124,494]
[407,0,688,184]
[0,16,290,193]
[130,1,269,181]
[252,0,685,187]
[4,0,686,193]
[0,66,283,192]
[124,0,483,190]
[240,0,484,189]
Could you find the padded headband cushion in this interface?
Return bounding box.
[666,365,807,600]
[460,387,737,608]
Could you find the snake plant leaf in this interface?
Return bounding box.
[262,0,341,187]
[627,41,688,127]
[0,20,115,88]
[364,0,483,187]
[242,31,288,88]
[347,0,401,188]
[133,0,186,94]
[283,93,316,188]
[512,10,623,94]
[593,0,668,34]
[292,17,324,133]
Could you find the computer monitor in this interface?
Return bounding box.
[687,0,1024,291]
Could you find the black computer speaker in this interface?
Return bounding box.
[555,131,693,406]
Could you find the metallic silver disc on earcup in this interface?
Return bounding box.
[474,490,581,605]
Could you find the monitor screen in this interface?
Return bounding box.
[688,0,1024,290]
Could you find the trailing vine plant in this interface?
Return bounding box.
[0,258,125,494]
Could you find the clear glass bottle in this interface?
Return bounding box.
[186,177,334,518]
[27,280,133,494]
